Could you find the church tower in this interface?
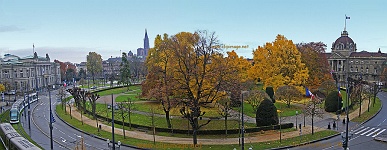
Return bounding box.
[144,29,150,56]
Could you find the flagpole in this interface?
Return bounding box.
[344,15,347,31]
[33,43,35,55]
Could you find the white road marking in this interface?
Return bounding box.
[372,129,386,137]
[68,135,76,140]
[355,127,369,134]
[353,126,365,133]
[61,137,66,143]
[366,128,380,137]
[59,130,65,134]
[361,128,374,135]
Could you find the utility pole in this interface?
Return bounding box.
[47,77,54,150]
[111,93,115,150]
[241,92,245,150]
[27,69,31,131]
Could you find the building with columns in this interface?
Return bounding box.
[0,52,61,93]
[327,30,387,86]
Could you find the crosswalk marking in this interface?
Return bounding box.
[353,126,365,133]
[355,127,369,135]
[361,128,374,135]
[372,129,386,138]
[354,126,386,137]
[366,128,380,137]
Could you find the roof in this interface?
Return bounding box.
[333,31,354,47]
[350,51,387,57]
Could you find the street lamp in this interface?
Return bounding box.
[45,75,54,150]
[277,109,282,143]
[296,110,298,130]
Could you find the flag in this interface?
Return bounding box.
[346,16,350,19]
[338,87,342,97]
[305,87,314,98]
[50,112,56,123]
[33,44,35,49]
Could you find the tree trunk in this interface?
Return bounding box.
[193,118,198,145]
[122,115,126,138]
[225,114,228,136]
[92,103,96,119]
[128,109,132,129]
[165,111,172,129]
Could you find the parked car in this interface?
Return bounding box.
[5,90,15,95]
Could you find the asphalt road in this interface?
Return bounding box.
[290,91,387,150]
[20,90,138,150]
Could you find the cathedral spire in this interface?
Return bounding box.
[144,29,150,56]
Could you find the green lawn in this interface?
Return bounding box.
[92,103,255,130]
[115,94,142,102]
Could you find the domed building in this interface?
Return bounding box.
[327,30,387,86]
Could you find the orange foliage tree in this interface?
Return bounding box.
[248,34,309,92]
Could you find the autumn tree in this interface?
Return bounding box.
[248,35,309,91]
[296,42,330,89]
[275,85,302,108]
[223,50,251,106]
[86,52,103,85]
[165,30,230,145]
[143,33,177,129]
[0,84,5,93]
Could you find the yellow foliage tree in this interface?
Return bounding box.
[248,34,309,92]
[0,84,5,92]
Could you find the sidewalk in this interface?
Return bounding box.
[63,96,371,145]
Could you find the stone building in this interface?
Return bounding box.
[327,30,387,86]
[0,52,61,92]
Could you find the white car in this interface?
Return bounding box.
[6,90,15,95]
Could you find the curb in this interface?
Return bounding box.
[55,107,147,150]
[271,95,383,150]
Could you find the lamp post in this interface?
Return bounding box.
[111,93,115,150]
[27,69,31,131]
[46,76,54,150]
[277,109,282,142]
[333,72,340,131]
[296,110,298,130]
[240,91,248,150]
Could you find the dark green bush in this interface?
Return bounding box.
[256,98,279,127]
[265,86,275,103]
[324,91,343,112]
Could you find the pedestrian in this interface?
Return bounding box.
[333,121,336,128]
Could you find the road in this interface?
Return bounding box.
[290,92,387,150]
[20,90,138,150]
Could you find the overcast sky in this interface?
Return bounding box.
[1,0,386,63]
